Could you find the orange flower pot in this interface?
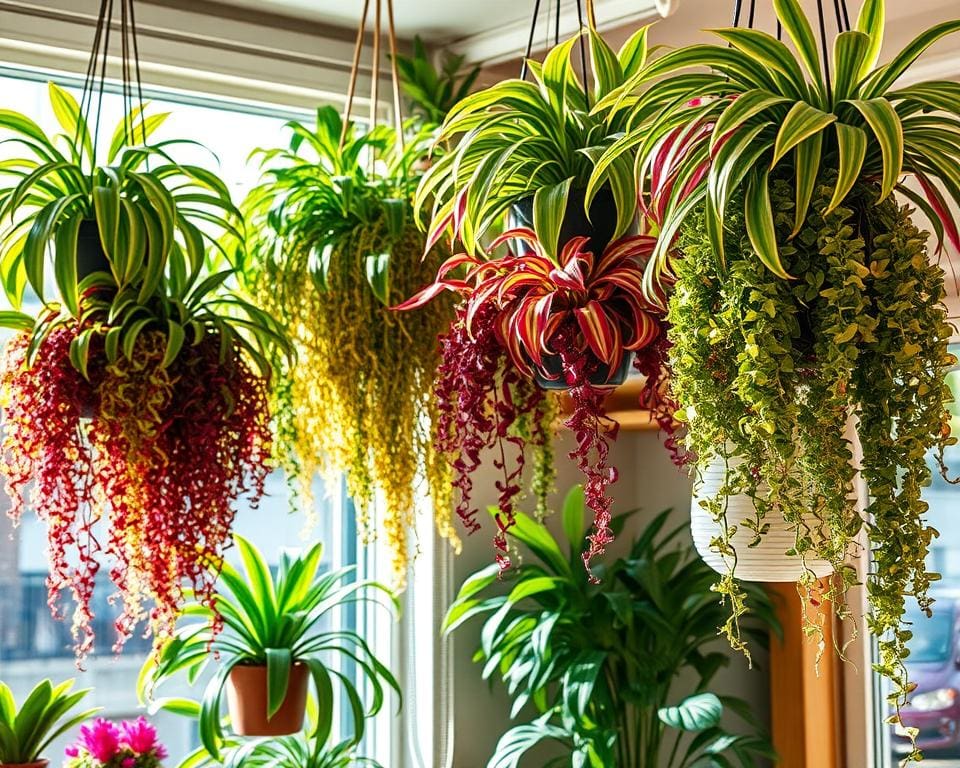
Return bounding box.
[1,760,50,768]
[226,662,309,736]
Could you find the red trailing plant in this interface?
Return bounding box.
[0,322,272,659]
[397,229,670,573]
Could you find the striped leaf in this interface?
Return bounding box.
[846,98,903,200]
[773,0,824,89]
[827,123,868,213]
[745,169,790,279]
[532,178,573,262]
[855,0,885,78]
[771,102,836,169]
[792,132,823,237]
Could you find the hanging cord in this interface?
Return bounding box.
[340,0,372,150]
[519,0,542,82]
[91,0,115,166]
[128,0,148,146]
[575,0,590,110]
[385,0,408,182]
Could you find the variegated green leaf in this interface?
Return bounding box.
[846,98,903,200]
[745,169,790,279]
[827,123,868,213]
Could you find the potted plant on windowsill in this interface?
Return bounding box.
[0,679,98,768]
[590,0,960,747]
[139,535,399,757]
[239,106,459,585]
[444,486,779,767]
[0,83,286,658]
[414,25,651,261]
[397,229,672,574]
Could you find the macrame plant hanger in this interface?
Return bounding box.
[77,0,149,171]
[519,0,594,109]
[339,0,406,168]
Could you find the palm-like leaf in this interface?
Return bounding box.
[139,535,399,761]
[445,487,779,767]
[415,27,652,256]
[588,0,960,288]
[0,679,99,763]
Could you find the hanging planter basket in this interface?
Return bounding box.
[508,186,620,258]
[76,219,112,282]
[690,454,833,582]
[533,350,634,391]
[226,663,310,737]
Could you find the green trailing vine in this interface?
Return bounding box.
[669,174,955,750]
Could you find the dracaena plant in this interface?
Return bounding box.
[394,36,480,128]
[588,0,960,753]
[138,535,399,762]
[239,105,457,584]
[414,26,652,259]
[444,487,778,768]
[397,230,675,575]
[0,83,287,659]
[0,679,98,767]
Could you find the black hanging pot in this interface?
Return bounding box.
[508,186,619,257]
[76,219,112,283]
[533,351,634,391]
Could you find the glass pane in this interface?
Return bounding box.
[881,363,960,767]
[0,68,358,764]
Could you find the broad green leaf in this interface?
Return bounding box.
[48,83,92,163]
[832,31,871,103]
[827,123,868,213]
[162,320,186,368]
[561,485,586,552]
[53,214,81,315]
[855,0,885,77]
[265,648,292,719]
[532,178,573,262]
[710,90,790,151]
[744,169,790,279]
[711,28,806,97]
[659,692,724,732]
[864,20,960,98]
[846,98,903,200]
[771,102,835,169]
[364,252,390,305]
[791,132,822,237]
[773,0,824,89]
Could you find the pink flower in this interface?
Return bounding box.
[64,745,79,758]
[122,758,136,768]
[76,718,121,762]
[120,716,166,758]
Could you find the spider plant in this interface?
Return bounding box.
[138,535,399,760]
[394,36,480,127]
[414,26,652,260]
[0,679,98,767]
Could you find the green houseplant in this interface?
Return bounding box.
[0,84,285,658]
[139,535,399,759]
[0,679,98,768]
[239,105,456,584]
[148,695,381,768]
[394,36,480,128]
[414,25,652,260]
[445,486,778,767]
[588,0,960,748]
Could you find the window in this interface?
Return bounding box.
[0,66,383,765]
[877,355,960,767]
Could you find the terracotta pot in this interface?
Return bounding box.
[1,760,50,768]
[690,454,833,582]
[226,662,309,736]
[533,351,634,391]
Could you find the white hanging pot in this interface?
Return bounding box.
[690,454,833,582]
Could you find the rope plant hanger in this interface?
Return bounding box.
[240,0,458,587]
[0,0,277,659]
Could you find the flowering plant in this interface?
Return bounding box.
[397,231,673,574]
[65,717,166,768]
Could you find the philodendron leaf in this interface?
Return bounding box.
[562,484,587,552]
[365,252,390,305]
[659,692,724,732]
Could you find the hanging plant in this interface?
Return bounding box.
[0,83,285,658]
[397,229,669,573]
[589,0,960,748]
[414,24,653,259]
[240,105,457,584]
[393,36,480,129]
